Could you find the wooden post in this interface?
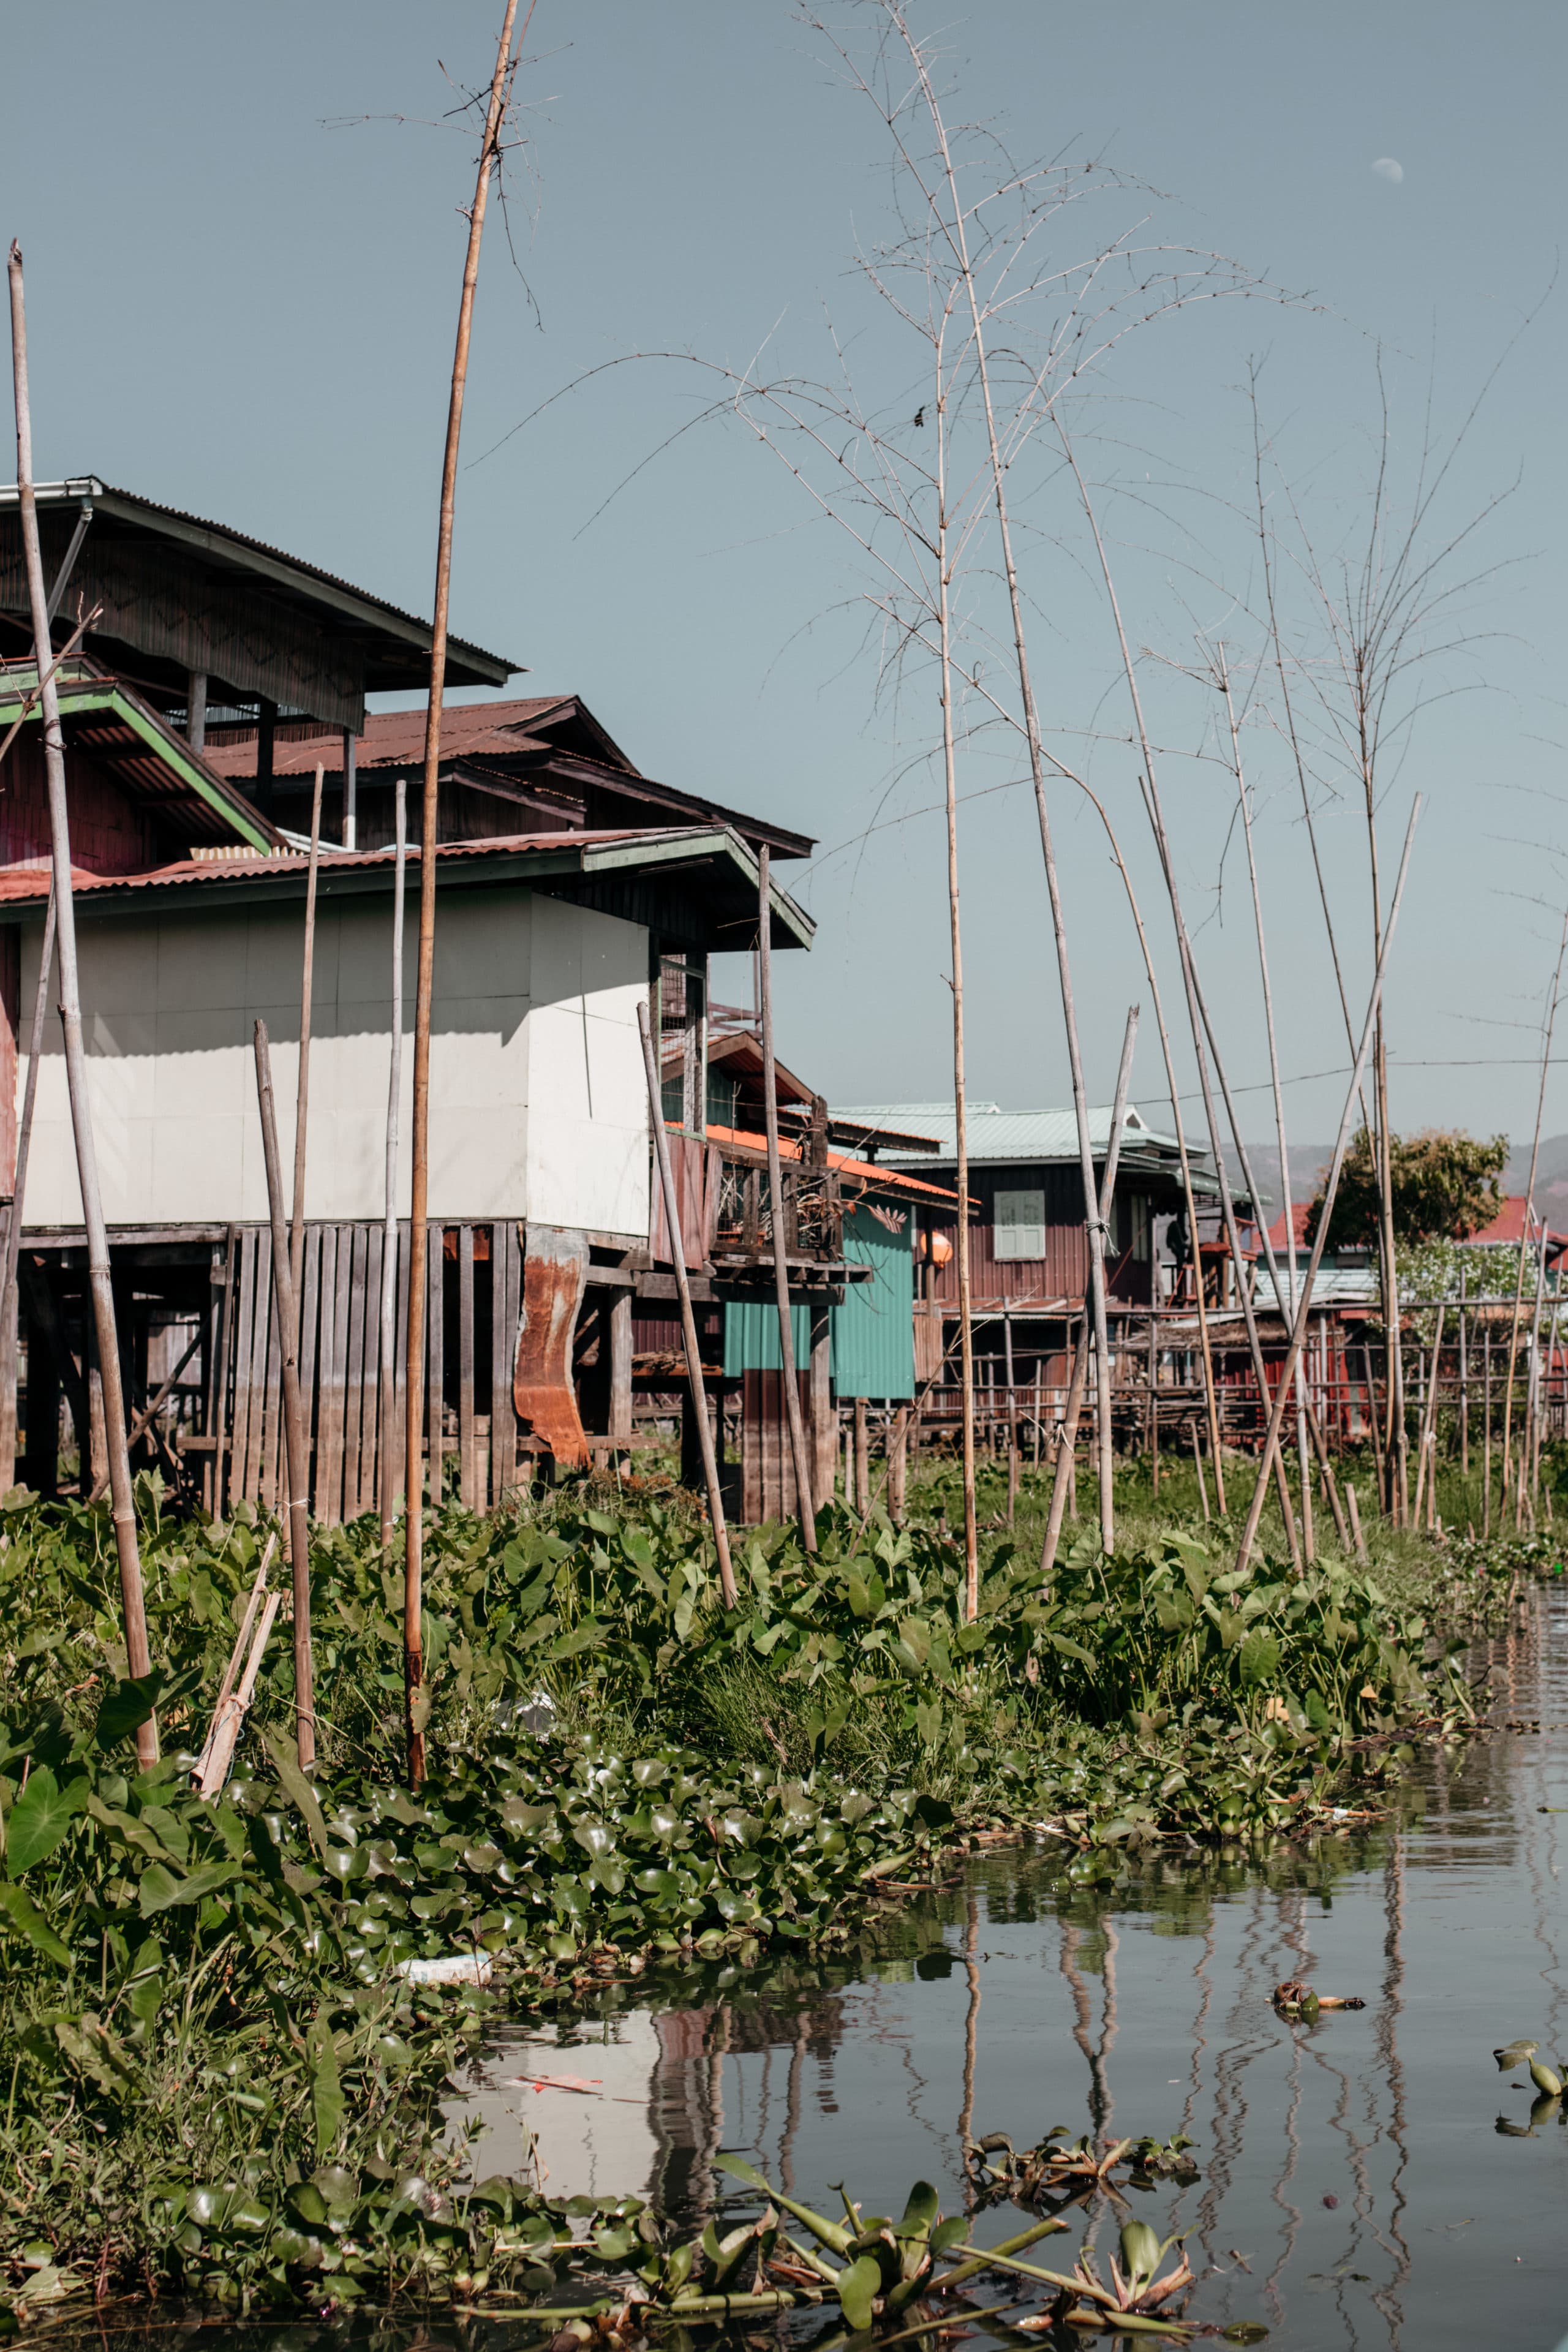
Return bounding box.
[1191,1419,1210,1522]
[1483,1322,1493,1539]
[608,1287,633,1444]
[888,1404,909,1525]
[638,999,736,1605]
[1147,1310,1159,1495]
[341,728,357,850]
[7,244,156,1767]
[379,780,407,1543]
[756,845,816,1549]
[186,670,207,753]
[252,1019,315,1769]
[288,764,325,1319]
[808,1300,834,1509]
[853,1395,870,1517]
[1458,1266,1469,1478]
[403,0,526,1788]
[0,886,55,1491]
[1411,1305,1445,1527]
[1346,1482,1368,1563]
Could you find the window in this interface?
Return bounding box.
[1115,1194,1151,1259]
[994,1187,1047,1260]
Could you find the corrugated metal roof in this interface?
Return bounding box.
[203,697,581,780]
[834,1101,1167,1165]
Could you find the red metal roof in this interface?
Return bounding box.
[703,1121,957,1204]
[203,698,579,781]
[1265,1201,1314,1251]
[1469,1196,1568,1256]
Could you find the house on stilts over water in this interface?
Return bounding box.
[0,475,900,1523]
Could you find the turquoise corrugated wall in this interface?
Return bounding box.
[831,1201,914,1400]
[723,1299,812,1376]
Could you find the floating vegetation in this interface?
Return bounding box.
[1271,1979,1366,2021]
[965,2129,1200,2207]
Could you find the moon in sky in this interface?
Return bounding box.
[1371,157,1404,183]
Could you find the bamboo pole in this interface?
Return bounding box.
[0,882,55,1480]
[1234,801,1420,1572]
[380,780,408,1545]
[403,0,527,1788]
[1519,1212,1550,1528]
[7,243,156,1766]
[1535,1284,1561,1509]
[756,845,816,1552]
[252,1020,315,1768]
[1458,1265,1469,1478]
[1040,1007,1138,1579]
[1409,1306,1444,1528]
[1483,1324,1493,1538]
[637,1000,736,1606]
[288,764,325,1320]
[1190,1420,1210,1521]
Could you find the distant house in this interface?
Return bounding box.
[831,1098,1237,1403]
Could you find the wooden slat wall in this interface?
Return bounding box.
[211,1221,536,1527]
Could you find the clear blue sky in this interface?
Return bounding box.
[7,2,1564,1159]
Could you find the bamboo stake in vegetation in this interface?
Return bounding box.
[1235,801,1421,1572]
[8,241,157,1766]
[637,1000,736,1607]
[380,780,408,1546]
[0,881,55,1481]
[404,0,529,1787]
[288,764,325,1320]
[1500,907,1568,1526]
[756,844,817,1553]
[252,1019,315,1768]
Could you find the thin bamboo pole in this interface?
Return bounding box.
[1519,1212,1550,1528]
[1458,1266,1469,1478]
[1041,1008,1138,1579]
[637,1000,736,1606]
[1535,1286,1561,1509]
[756,845,816,1552]
[1409,1306,1444,1527]
[252,1020,315,1768]
[1483,1325,1493,1537]
[288,764,325,1321]
[1190,1420,1210,1521]
[403,0,528,1789]
[0,883,55,1446]
[380,780,408,1545]
[8,243,156,1766]
[1235,801,1421,1571]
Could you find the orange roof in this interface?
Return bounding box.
[701,1121,957,1204]
[1469,1196,1568,1254]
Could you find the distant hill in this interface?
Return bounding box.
[1224,1144,1333,1215]
[1506,1134,1568,1223]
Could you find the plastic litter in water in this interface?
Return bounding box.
[397,1953,495,1986]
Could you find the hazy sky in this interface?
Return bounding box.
[7,2,1565,1155]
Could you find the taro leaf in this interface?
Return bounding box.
[1047,1632,1097,1668]
[1239,1630,1281,1687]
[7,1766,88,1876]
[138,1858,241,1916]
[1303,1689,1336,1735]
[95,1664,202,1752]
[259,1725,328,1860]
[835,2252,883,2331]
[913,1699,943,1748]
[307,2017,344,2154]
[0,1881,70,1967]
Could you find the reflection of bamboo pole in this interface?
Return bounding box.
[958,1888,981,2147]
[756,845,816,1553]
[638,1001,736,1607]
[402,0,527,1791]
[9,243,156,1766]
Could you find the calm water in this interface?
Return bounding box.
[456,1578,1568,2351]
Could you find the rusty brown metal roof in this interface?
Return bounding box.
[203,697,581,780]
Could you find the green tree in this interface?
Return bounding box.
[1305,1127,1508,1253]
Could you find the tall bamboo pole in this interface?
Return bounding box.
[1458,1265,1469,1479]
[403,0,527,1787]
[252,1020,315,1767]
[932,382,979,1611]
[1040,1008,1139,1580]
[380,782,408,1545]
[1518,1212,1550,1528]
[1500,905,1568,1520]
[1235,801,1421,1571]
[756,845,817,1551]
[288,764,325,1319]
[637,1001,736,1605]
[0,883,55,1480]
[8,243,156,1766]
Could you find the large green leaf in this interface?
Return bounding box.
[308,2017,343,2154]
[7,1767,88,1876]
[0,1881,70,1966]
[835,2253,883,2331]
[258,1725,328,1860]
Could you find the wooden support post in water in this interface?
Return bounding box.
[252,1020,315,1768]
[8,244,156,1765]
[853,1395,870,1517]
[402,0,526,1788]
[1147,1310,1159,1496]
[288,765,325,1319]
[608,1287,633,1446]
[756,846,816,1548]
[888,1404,909,1525]
[0,884,55,1491]
[808,1302,834,1512]
[638,999,735,1606]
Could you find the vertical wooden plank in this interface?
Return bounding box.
[458,1225,477,1507]
[501,1219,522,1499]
[388,1218,410,1510]
[298,1225,322,1496]
[241,1232,269,1507]
[427,1225,445,1506]
[489,1223,513,1504]
[608,1284,633,1447]
[338,1226,367,1523]
[355,1223,383,1520]
[227,1231,256,1513]
[316,1226,345,1523]
[255,1242,282,1512]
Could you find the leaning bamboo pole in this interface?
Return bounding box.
[637,1000,736,1606]
[8,242,156,1766]
[252,1020,315,1768]
[288,764,325,1320]
[1235,801,1421,1571]
[380,780,408,1545]
[403,0,527,1787]
[756,845,816,1553]
[1040,1007,1139,1581]
[0,882,55,1485]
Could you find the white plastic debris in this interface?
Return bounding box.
[397,1953,494,1986]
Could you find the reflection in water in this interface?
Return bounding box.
[446,1583,1568,2350]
